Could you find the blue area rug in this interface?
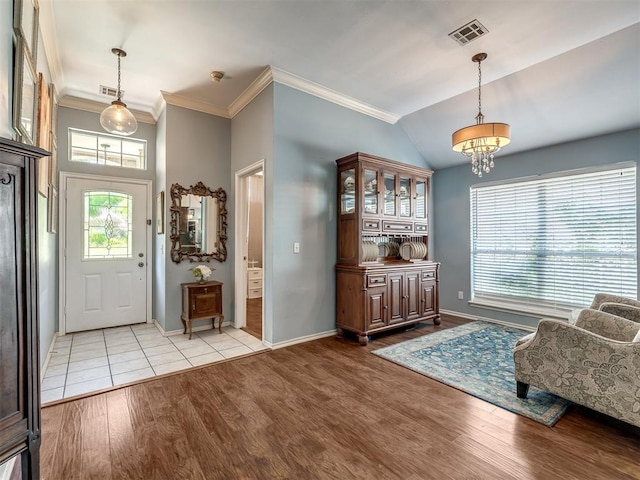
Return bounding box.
[372,321,571,426]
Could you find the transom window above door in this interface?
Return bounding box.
[84,191,133,259]
[69,128,146,170]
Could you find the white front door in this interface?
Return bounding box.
[64,176,149,332]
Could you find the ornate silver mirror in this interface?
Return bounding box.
[169,182,227,263]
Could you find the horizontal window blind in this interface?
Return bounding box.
[470,165,637,312]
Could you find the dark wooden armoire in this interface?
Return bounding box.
[0,137,48,479]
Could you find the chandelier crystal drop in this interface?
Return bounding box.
[100,48,138,136]
[452,53,510,177]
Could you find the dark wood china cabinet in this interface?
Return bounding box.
[0,137,48,479]
[336,152,440,345]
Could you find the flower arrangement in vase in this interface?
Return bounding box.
[190,264,213,284]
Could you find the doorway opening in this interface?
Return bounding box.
[234,161,265,340]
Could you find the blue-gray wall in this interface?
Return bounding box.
[56,106,157,341]
[154,107,167,324]
[159,104,232,332]
[270,83,427,343]
[57,107,156,181]
[433,128,640,328]
[230,85,274,340]
[35,30,57,365]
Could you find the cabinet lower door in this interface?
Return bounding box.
[421,280,437,316]
[388,273,405,324]
[366,287,387,330]
[405,271,421,320]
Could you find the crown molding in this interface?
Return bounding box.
[227,67,274,118]
[152,95,167,121]
[227,66,400,124]
[270,66,400,125]
[38,0,64,89]
[160,91,230,119]
[58,96,157,124]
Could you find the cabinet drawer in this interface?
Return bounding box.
[414,223,428,233]
[248,269,262,279]
[382,220,413,233]
[367,274,387,287]
[362,219,381,231]
[248,278,263,289]
[248,288,262,299]
[189,285,215,296]
[422,270,436,280]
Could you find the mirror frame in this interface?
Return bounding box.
[169,181,227,264]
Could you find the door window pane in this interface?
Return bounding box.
[341,168,356,214]
[84,191,133,259]
[400,177,411,217]
[363,168,378,215]
[384,173,396,215]
[415,180,426,219]
[69,128,146,170]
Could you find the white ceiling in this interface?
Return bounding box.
[39,1,640,169]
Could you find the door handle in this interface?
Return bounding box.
[138,262,145,267]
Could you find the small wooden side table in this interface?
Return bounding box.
[180,280,224,339]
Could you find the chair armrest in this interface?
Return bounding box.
[590,293,640,310]
[599,303,640,323]
[574,309,640,342]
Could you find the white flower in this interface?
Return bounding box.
[192,264,213,279]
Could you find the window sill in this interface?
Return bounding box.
[469,298,572,321]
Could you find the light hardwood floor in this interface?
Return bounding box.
[40,315,640,479]
[242,297,262,339]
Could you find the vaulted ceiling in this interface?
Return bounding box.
[39,1,640,169]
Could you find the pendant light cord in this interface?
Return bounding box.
[477,58,482,119]
[117,52,122,102]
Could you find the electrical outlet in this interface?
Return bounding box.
[293,242,300,254]
[458,291,464,300]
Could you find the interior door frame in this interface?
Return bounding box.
[234,160,265,334]
[58,171,153,335]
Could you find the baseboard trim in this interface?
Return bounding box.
[153,319,232,337]
[440,309,536,332]
[264,329,337,350]
[41,332,59,381]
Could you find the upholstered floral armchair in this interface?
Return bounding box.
[568,293,640,325]
[589,293,640,323]
[514,309,640,427]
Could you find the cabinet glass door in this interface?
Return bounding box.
[363,168,378,215]
[415,179,427,219]
[383,172,396,216]
[340,168,356,215]
[399,176,411,217]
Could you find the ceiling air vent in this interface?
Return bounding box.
[99,85,123,98]
[449,20,488,46]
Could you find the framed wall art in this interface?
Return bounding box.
[36,73,50,196]
[12,37,38,146]
[13,0,39,64]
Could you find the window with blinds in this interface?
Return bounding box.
[470,164,637,315]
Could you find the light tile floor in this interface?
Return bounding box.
[41,323,268,403]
